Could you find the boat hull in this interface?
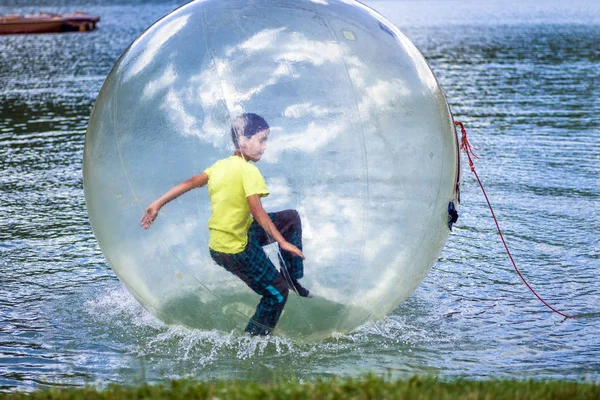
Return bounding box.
[0,13,99,35]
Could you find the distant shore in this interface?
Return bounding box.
[2,375,599,399]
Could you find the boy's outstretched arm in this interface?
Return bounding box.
[140,172,208,229]
[247,194,305,260]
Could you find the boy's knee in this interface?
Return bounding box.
[289,209,300,222]
[281,209,301,227]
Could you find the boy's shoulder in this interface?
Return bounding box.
[207,155,236,169]
[206,156,261,175]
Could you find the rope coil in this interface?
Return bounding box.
[455,121,571,319]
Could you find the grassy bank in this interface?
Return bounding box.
[2,375,599,399]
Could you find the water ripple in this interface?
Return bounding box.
[1,0,599,392]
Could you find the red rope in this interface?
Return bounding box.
[455,121,571,319]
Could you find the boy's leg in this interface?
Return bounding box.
[209,235,289,335]
[247,209,309,297]
[254,209,304,280]
[245,272,288,335]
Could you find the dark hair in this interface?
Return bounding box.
[231,113,269,149]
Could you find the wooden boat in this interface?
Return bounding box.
[0,11,100,35]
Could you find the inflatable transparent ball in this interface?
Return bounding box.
[84,0,460,341]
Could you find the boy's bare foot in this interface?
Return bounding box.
[291,279,312,298]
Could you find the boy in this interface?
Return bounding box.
[140,113,310,336]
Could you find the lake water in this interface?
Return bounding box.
[1,0,599,392]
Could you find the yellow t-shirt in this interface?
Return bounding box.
[204,156,269,253]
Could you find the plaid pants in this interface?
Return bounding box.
[209,209,304,335]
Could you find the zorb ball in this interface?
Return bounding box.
[84,0,460,341]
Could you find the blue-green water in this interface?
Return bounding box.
[1,0,599,392]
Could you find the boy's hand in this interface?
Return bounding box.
[280,241,305,260]
[141,203,159,229]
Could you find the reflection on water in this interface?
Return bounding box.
[1,0,599,392]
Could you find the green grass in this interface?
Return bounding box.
[2,375,599,400]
